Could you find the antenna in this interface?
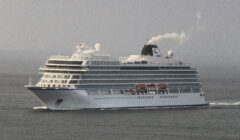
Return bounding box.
[58,50,61,56]
[28,76,32,86]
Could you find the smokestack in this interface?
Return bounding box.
[141,44,161,57]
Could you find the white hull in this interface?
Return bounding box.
[29,89,208,110]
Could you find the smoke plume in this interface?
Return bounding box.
[196,11,202,28]
[147,31,189,45]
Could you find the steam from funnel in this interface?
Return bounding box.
[147,32,189,45]
[95,43,101,51]
[196,11,202,27]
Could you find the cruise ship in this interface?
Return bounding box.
[26,43,208,110]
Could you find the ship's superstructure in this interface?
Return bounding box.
[26,43,208,110]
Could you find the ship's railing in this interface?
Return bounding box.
[50,55,70,59]
[87,87,202,96]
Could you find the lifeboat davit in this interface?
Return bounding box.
[157,83,168,89]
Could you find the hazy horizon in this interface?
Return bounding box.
[0,0,239,77]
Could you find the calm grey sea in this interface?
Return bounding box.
[0,74,239,140]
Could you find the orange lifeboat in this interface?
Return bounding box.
[157,83,168,89]
[135,84,147,89]
[147,84,156,89]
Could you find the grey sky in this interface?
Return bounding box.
[0,0,240,76]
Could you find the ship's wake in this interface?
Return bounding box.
[209,101,240,106]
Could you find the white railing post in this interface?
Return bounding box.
[146,84,148,94]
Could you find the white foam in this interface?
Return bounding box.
[33,106,47,110]
[210,101,240,106]
[232,102,240,105]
